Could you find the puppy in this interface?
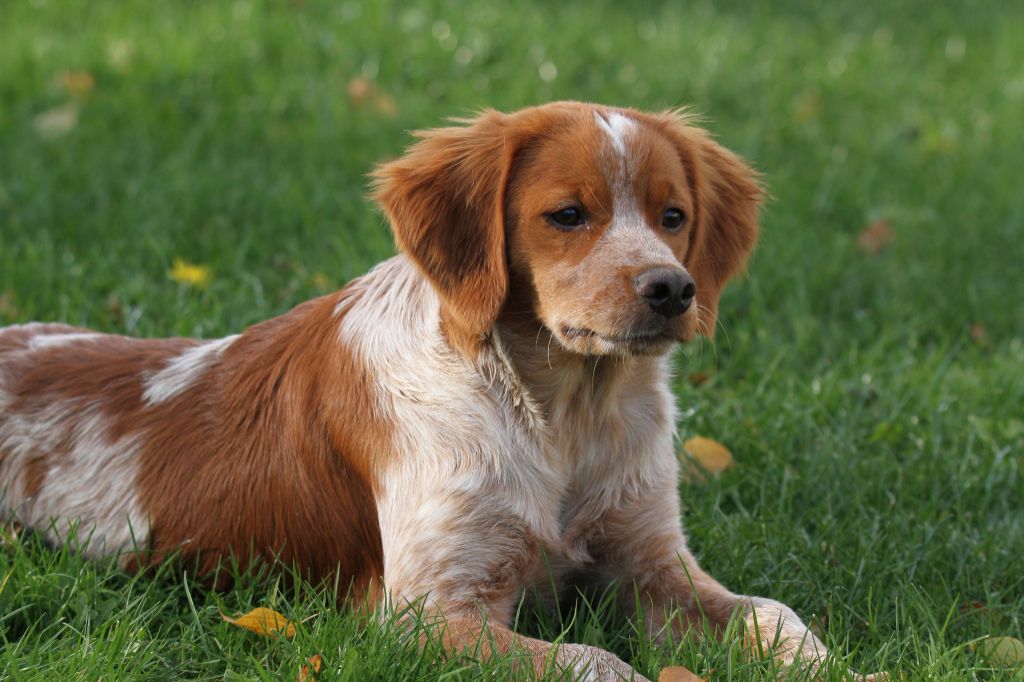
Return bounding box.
[0,102,879,680]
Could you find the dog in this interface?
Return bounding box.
[0,102,880,680]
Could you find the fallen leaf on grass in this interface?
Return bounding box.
[857,219,892,255]
[658,666,705,682]
[297,654,324,681]
[60,70,96,98]
[347,77,373,105]
[168,258,213,288]
[221,607,296,639]
[974,636,1024,667]
[373,92,397,116]
[961,600,986,614]
[346,77,398,116]
[310,272,332,292]
[681,436,734,480]
[969,323,988,345]
[687,371,712,387]
[33,104,79,139]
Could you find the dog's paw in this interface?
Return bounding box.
[553,642,650,681]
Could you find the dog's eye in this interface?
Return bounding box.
[547,206,585,229]
[662,208,687,231]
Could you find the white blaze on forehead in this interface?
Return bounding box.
[143,334,239,405]
[592,110,677,265]
[593,110,640,218]
[594,110,636,158]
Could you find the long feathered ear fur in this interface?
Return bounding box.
[647,111,764,337]
[371,110,514,354]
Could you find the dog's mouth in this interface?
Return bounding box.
[560,325,676,355]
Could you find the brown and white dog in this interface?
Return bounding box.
[0,102,878,680]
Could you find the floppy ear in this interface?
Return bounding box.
[651,112,763,337]
[371,111,513,354]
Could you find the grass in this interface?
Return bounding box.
[1,0,1022,679]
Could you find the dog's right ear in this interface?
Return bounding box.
[372,111,514,355]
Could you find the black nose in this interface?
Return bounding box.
[633,268,696,318]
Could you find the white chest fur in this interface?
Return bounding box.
[339,257,681,606]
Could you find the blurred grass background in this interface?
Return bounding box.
[1,1,1022,680]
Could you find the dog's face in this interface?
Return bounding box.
[504,109,701,356]
[373,102,762,356]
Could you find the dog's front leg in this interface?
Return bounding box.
[378,483,649,681]
[592,480,882,680]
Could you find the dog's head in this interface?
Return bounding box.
[372,102,762,356]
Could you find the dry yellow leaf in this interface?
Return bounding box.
[298,654,324,681]
[969,323,988,346]
[658,666,705,682]
[976,636,1024,667]
[221,607,297,638]
[345,77,397,117]
[310,272,332,291]
[373,92,398,117]
[682,436,734,476]
[61,70,96,98]
[857,219,892,255]
[168,258,213,288]
[687,371,712,387]
[347,77,373,105]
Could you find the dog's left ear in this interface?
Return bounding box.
[372,111,514,354]
[649,112,764,337]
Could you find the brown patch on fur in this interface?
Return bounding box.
[130,293,387,599]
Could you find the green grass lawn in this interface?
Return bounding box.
[1,1,1022,679]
